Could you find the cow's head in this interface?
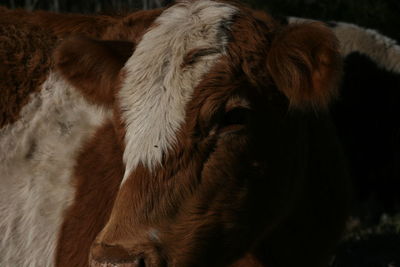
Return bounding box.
[56,1,344,266]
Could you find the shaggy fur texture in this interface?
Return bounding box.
[0,21,56,127]
[56,121,124,267]
[0,5,160,146]
[119,0,238,180]
[0,8,115,267]
[0,72,109,267]
[267,22,341,109]
[0,7,120,38]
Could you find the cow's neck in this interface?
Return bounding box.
[55,120,125,267]
[0,72,109,266]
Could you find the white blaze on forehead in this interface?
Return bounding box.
[119,0,238,182]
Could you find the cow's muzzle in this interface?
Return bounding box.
[90,242,165,267]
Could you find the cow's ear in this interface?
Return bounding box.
[267,22,341,109]
[54,37,134,107]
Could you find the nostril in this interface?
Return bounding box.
[137,257,146,267]
[90,242,164,267]
[90,259,143,267]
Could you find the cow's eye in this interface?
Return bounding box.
[220,107,251,130]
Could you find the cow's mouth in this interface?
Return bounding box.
[90,259,145,267]
[90,241,167,267]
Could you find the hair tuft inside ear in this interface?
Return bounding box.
[267,22,342,110]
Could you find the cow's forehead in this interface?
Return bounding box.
[119,0,238,183]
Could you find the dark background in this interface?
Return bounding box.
[243,0,400,42]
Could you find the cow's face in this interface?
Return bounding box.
[56,1,341,266]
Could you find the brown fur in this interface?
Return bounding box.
[267,22,342,109]
[0,7,117,128]
[56,121,125,267]
[103,9,163,42]
[0,21,56,128]
[54,37,134,107]
[0,7,160,127]
[0,6,161,41]
[0,7,120,38]
[50,10,162,108]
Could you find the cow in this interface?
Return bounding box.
[289,17,400,222]
[324,20,400,222]
[286,16,400,267]
[0,1,350,267]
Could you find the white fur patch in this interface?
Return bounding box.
[0,73,109,267]
[331,22,400,73]
[288,17,400,73]
[119,0,237,182]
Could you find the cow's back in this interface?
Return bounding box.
[0,20,56,128]
[0,7,121,38]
